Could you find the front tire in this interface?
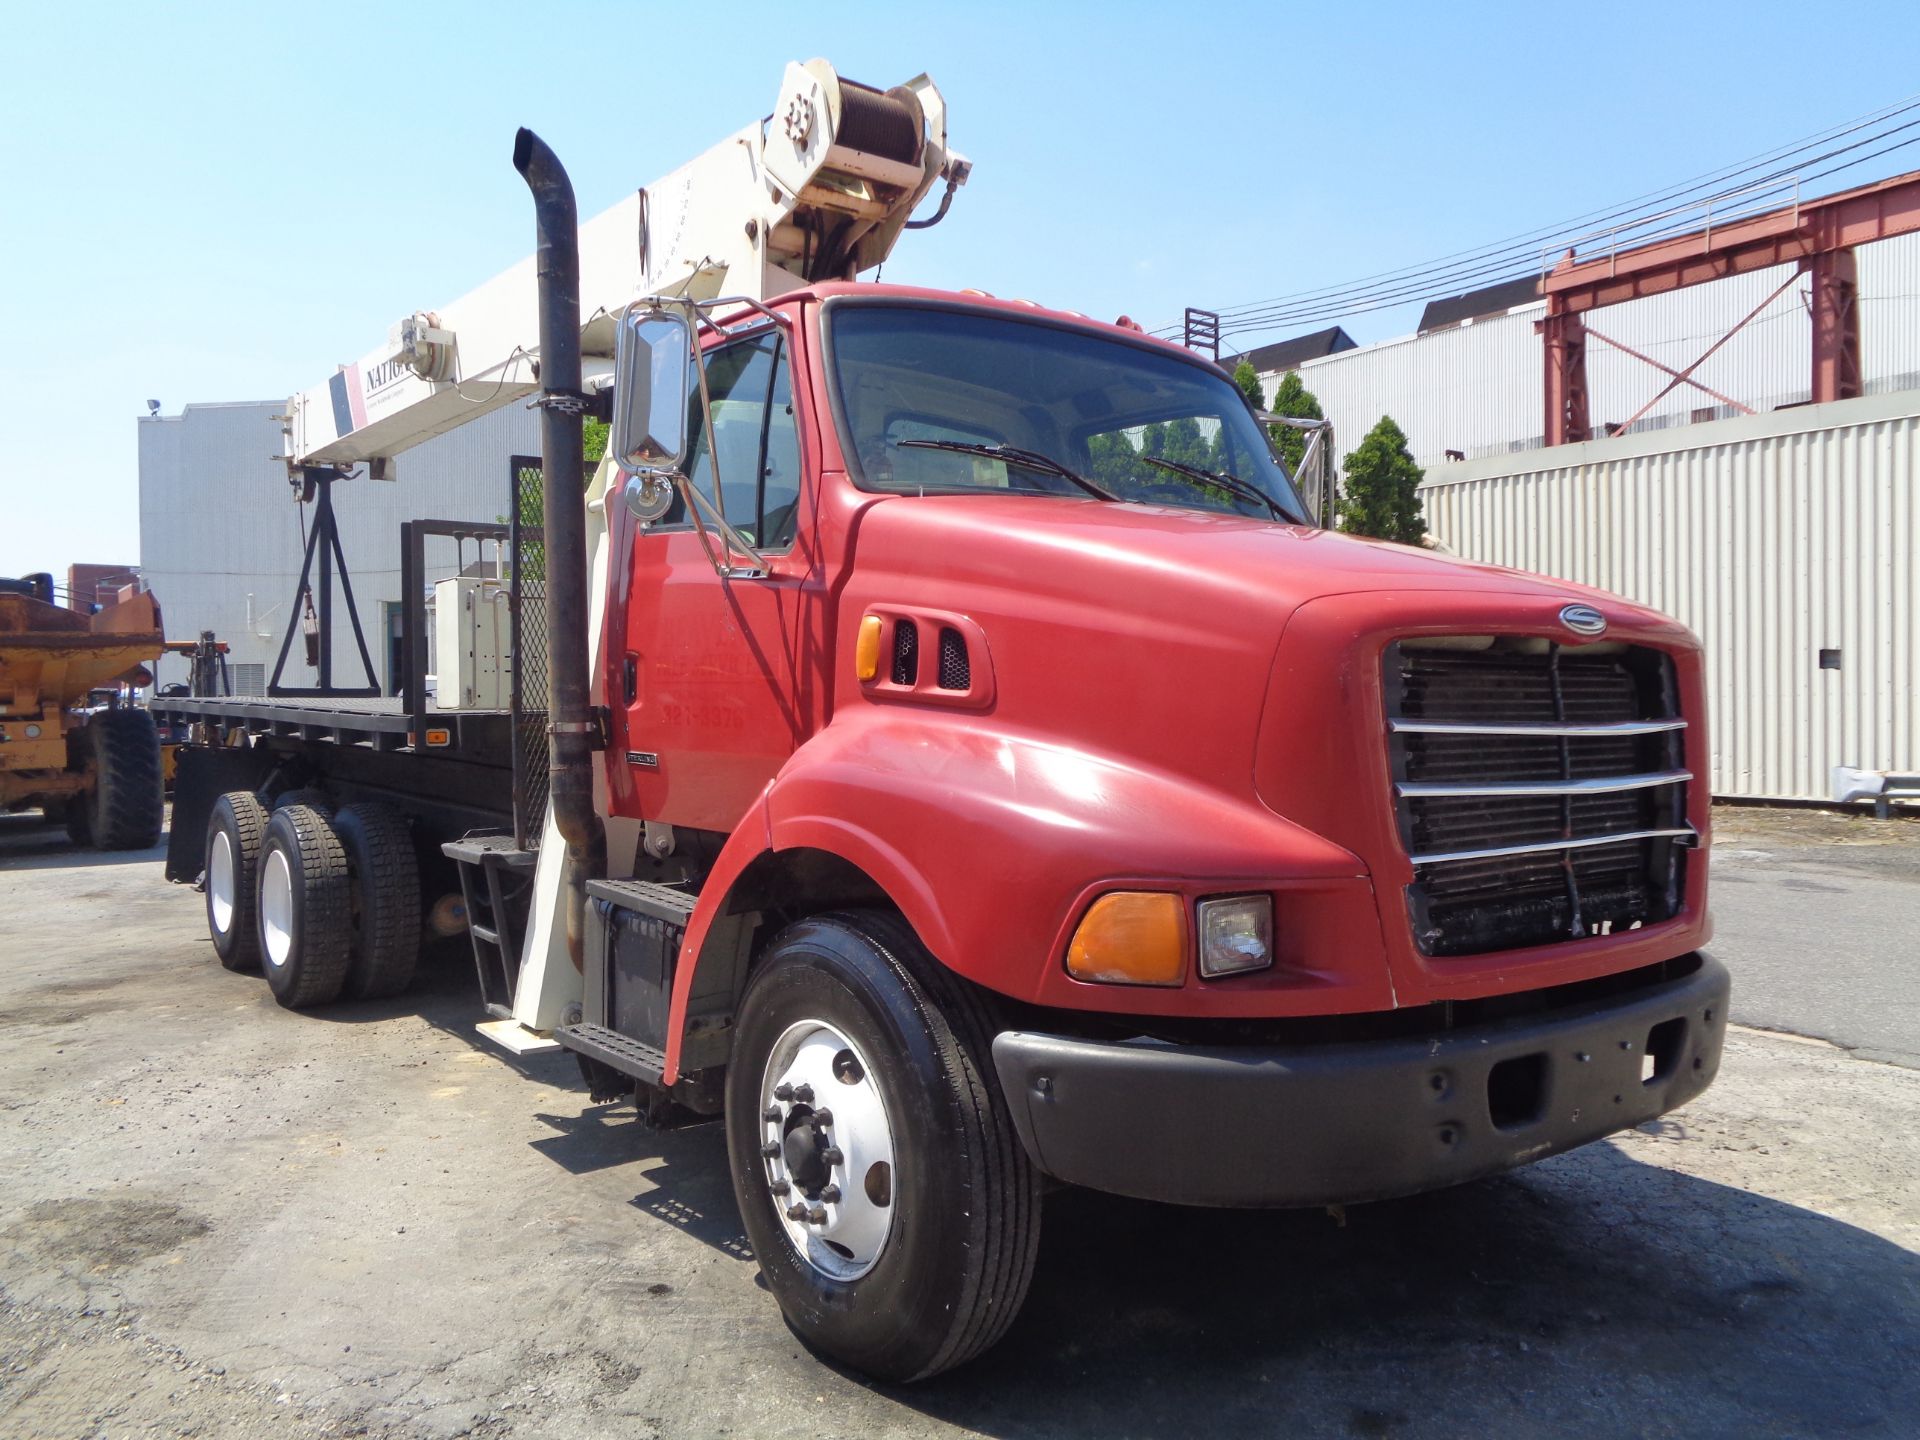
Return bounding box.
[726,912,1041,1382]
[257,805,351,1009]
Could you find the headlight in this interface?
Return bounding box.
[1197,895,1273,978]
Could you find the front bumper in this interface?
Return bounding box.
[991,953,1729,1208]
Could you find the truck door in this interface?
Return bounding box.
[608,325,808,833]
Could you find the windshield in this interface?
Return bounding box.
[825,305,1310,523]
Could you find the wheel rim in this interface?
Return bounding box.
[758,1019,897,1282]
[261,847,295,968]
[208,830,235,935]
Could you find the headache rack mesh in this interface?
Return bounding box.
[1383,638,1693,957]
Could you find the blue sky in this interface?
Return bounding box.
[3,0,1918,580]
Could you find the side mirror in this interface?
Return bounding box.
[611,305,696,471]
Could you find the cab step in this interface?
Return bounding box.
[584,877,697,923]
[555,1021,666,1086]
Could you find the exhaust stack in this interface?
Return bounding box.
[513,128,603,965]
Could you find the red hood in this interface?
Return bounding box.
[853,491,1650,619]
[839,491,1681,806]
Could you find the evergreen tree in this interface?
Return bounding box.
[1230,359,1265,415]
[1337,415,1428,545]
[1087,430,1138,491]
[1267,371,1324,473]
[1162,416,1210,469]
[1139,421,1167,460]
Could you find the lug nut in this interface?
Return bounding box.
[760,1142,780,1158]
[821,1146,844,1166]
[770,1180,790,1196]
[820,1184,842,1203]
[786,1202,810,1221]
[763,1105,783,1122]
[793,1084,814,1104]
[811,1108,833,1127]
[773,1083,794,1101]
[807,1205,828,1225]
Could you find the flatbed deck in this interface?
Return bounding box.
[157,692,529,883]
[153,693,512,758]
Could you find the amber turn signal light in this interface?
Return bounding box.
[855,614,884,681]
[1066,891,1187,986]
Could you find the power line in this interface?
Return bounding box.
[1217,124,1920,335]
[1187,126,1920,339]
[1200,93,1920,323]
[1182,128,1920,341]
[1160,95,1920,345]
[1172,103,1920,336]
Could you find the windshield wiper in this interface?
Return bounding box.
[893,439,1117,501]
[1141,456,1292,522]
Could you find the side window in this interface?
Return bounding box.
[760,350,802,548]
[663,330,803,550]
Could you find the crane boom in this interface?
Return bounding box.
[284,61,964,470]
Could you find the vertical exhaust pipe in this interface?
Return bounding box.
[513,127,603,966]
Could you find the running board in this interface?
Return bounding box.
[556,1022,666,1086]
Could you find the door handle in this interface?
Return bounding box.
[622,654,638,706]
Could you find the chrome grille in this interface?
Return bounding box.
[1384,640,1693,957]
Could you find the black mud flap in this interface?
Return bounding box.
[165,746,273,883]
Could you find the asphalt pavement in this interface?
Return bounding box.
[0,805,1915,1440]
[1710,807,1919,1067]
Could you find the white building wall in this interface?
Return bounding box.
[1281,307,1546,471]
[1253,232,1920,477]
[138,400,541,693]
[1420,389,1919,802]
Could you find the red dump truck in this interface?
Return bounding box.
[156,61,1726,1381]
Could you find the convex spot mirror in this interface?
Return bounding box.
[623,472,677,524]
[612,306,696,472]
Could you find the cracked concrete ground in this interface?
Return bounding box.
[0,808,1915,1439]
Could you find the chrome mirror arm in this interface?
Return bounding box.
[1259,413,1336,527]
[675,472,769,580]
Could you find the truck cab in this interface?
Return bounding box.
[573,280,1726,1379]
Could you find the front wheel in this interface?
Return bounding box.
[725,912,1041,1383]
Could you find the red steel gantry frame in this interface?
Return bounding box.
[1539,168,1920,446]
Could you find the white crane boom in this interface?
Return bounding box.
[284,61,965,471]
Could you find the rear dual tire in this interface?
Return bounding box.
[206,792,419,1007]
[259,805,353,1009]
[331,803,420,1001]
[206,791,269,972]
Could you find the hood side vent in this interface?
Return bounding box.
[891,619,919,686]
[937,627,970,690]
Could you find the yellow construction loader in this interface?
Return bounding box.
[0,574,165,849]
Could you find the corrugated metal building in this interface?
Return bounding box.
[1421,389,1919,802]
[138,400,541,694]
[1240,232,1920,473]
